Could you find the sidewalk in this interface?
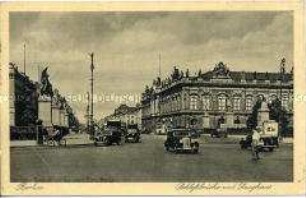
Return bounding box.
[10,133,93,148]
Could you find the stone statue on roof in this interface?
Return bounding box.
[213,62,230,78]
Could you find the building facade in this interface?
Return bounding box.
[9,63,78,129]
[9,63,38,126]
[103,104,142,128]
[141,61,293,133]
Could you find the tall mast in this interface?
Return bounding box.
[158,52,161,77]
[87,91,90,133]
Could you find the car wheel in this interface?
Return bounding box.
[268,147,274,152]
[94,141,98,146]
[105,139,111,146]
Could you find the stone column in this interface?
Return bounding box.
[226,112,234,127]
[202,112,210,129]
[226,100,234,127]
[64,112,69,127]
[257,100,270,126]
[60,109,65,126]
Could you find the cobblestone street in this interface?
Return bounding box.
[11,134,293,182]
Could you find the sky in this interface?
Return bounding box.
[10,11,293,123]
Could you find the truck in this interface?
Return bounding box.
[259,120,279,151]
[94,120,123,146]
[240,120,279,152]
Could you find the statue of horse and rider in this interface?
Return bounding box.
[38,67,68,146]
[40,67,54,98]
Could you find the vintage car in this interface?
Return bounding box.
[125,128,141,143]
[210,124,228,138]
[164,129,200,154]
[94,128,122,146]
[155,123,167,135]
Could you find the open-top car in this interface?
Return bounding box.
[125,124,141,143]
[164,129,200,154]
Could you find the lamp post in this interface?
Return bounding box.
[89,53,95,138]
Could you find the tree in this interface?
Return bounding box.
[246,99,262,129]
[268,98,289,137]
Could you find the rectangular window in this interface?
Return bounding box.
[233,97,241,111]
[190,96,198,110]
[246,97,253,111]
[282,97,289,110]
[202,97,210,110]
[218,96,227,111]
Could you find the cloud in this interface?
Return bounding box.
[10,11,293,122]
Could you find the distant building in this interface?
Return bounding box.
[9,63,38,126]
[104,104,142,128]
[141,61,293,132]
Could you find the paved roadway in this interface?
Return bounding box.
[11,134,293,182]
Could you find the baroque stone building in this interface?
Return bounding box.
[9,63,78,129]
[9,63,38,126]
[103,104,142,128]
[141,61,293,132]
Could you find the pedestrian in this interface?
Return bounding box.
[252,126,261,161]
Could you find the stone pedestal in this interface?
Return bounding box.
[226,112,234,127]
[64,113,69,127]
[60,109,66,126]
[38,97,52,126]
[258,100,270,126]
[202,113,210,128]
[52,106,61,126]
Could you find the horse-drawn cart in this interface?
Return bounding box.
[43,125,69,147]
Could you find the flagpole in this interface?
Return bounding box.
[23,43,26,75]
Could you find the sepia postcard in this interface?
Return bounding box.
[0,1,305,196]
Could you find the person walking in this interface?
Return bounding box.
[252,126,261,161]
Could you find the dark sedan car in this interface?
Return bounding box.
[164,129,200,154]
[125,128,141,143]
[94,128,122,146]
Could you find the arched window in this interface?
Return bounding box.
[245,96,253,111]
[201,95,210,110]
[190,95,199,110]
[233,96,241,111]
[218,94,227,111]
